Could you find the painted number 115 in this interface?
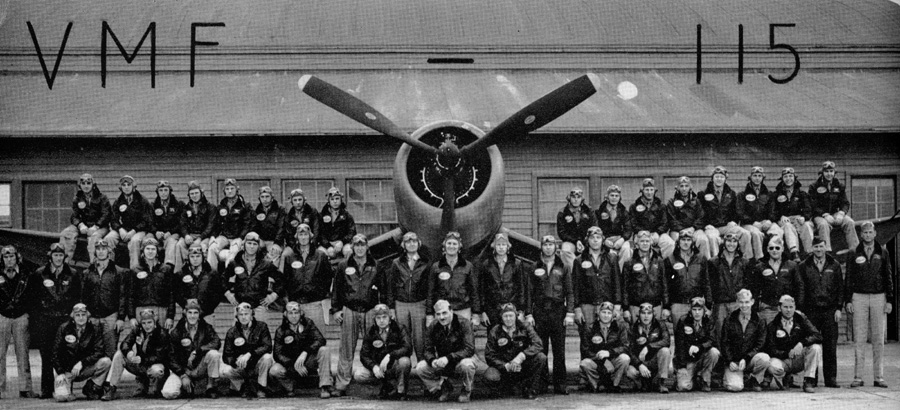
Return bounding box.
[696,24,799,84]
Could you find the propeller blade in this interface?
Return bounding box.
[298,75,437,154]
[440,174,456,233]
[460,73,600,157]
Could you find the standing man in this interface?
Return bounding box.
[81,240,129,359]
[175,242,223,323]
[177,181,216,269]
[736,166,783,261]
[53,304,112,402]
[709,234,749,343]
[269,301,333,398]
[626,302,671,393]
[629,178,675,258]
[127,238,175,331]
[105,175,153,268]
[331,234,383,396]
[318,187,357,259]
[846,221,893,388]
[666,176,711,259]
[484,303,546,399]
[356,304,412,400]
[809,161,859,253]
[749,237,798,324]
[0,244,37,399]
[221,303,275,399]
[60,173,111,264]
[769,168,814,258]
[527,235,575,395]
[673,297,720,392]
[223,232,282,326]
[385,231,430,362]
[426,232,481,325]
[209,178,252,271]
[250,186,285,265]
[479,232,528,328]
[105,309,172,400]
[719,289,769,392]
[764,295,822,393]
[163,300,222,399]
[595,185,633,270]
[280,189,321,268]
[283,224,334,332]
[796,238,843,388]
[574,227,621,326]
[34,243,83,399]
[622,230,669,322]
[699,166,753,260]
[557,187,596,268]
[666,228,711,324]
[150,180,184,268]
[416,299,477,403]
[579,302,631,393]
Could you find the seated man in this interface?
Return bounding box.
[269,302,333,399]
[104,309,172,400]
[484,303,546,399]
[59,173,111,264]
[356,304,413,400]
[221,302,275,398]
[808,161,859,253]
[674,297,720,392]
[416,299,477,403]
[764,295,822,393]
[579,302,631,393]
[162,300,222,399]
[720,289,770,392]
[104,175,153,268]
[52,304,112,402]
[626,303,671,393]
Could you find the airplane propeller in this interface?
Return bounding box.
[298,73,601,234]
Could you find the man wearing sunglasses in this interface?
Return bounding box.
[750,237,799,324]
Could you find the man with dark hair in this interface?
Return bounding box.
[356,304,412,400]
[163,300,222,399]
[269,301,333,398]
[416,299,477,403]
[104,175,153,268]
[484,303,545,399]
[796,238,843,388]
[53,304,112,402]
[60,173,111,263]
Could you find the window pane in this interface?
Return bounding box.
[537,178,589,237]
[281,179,334,212]
[23,182,73,232]
[216,179,270,206]
[851,177,895,220]
[346,179,398,239]
[0,184,10,227]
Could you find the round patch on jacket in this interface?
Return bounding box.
[637,336,647,345]
[762,268,774,276]
[119,204,128,212]
[186,210,193,217]
[256,214,265,221]
[565,215,573,223]
[345,267,357,275]
[776,330,786,338]
[777,195,787,203]
[291,220,299,227]
[745,194,756,202]
[136,271,148,279]
[817,187,827,194]
[155,208,163,216]
[673,200,684,208]
[581,261,592,269]
[704,194,714,201]
[534,268,546,277]
[600,212,609,220]
[636,205,646,213]
[684,326,694,335]
[77,201,86,209]
[592,335,603,344]
[284,336,294,344]
[855,256,866,264]
[235,267,245,275]
[181,338,191,347]
[633,263,644,271]
[291,261,303,269]
[43,279,54,287]
[234,337,245,347]
[438,271,451,280]
[65,335,76,343]
[182,275,193,283]
[498,338,508,347]
[373,340,384,348]
[672,262,685,270]
[322,215,332,223]
[219,209,227,216]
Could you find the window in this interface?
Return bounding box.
[851,177,896,220]
[662,176,707,200]
[216,179,270,206]
[0,184,10,227]
[281,179,335,213]
[346,179,398,238]
[537,178,589,237]
[23,182,73,232]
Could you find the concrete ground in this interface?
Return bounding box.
[2,339,898,410]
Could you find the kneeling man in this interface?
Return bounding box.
[221,302,274,398]
[720,289,769,392]
[626,302,671,393]
[579,302,631,393]
[416,299,477,403]
[484,303,546,399]
[270,301,334,398]
[162,300,222,399]
[356,304,412,400]
[53,303,112,402]
[765,295,822,393]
